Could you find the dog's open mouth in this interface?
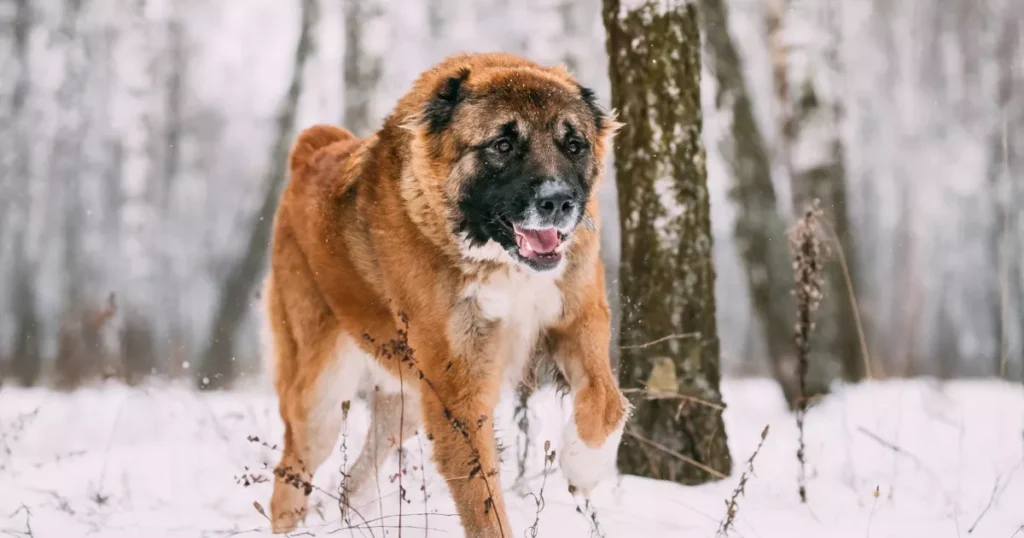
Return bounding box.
[513,224,565,264]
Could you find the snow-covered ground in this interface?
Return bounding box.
[1,377,1022,538]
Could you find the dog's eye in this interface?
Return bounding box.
[566,139,583,155]
[494,138,513,154]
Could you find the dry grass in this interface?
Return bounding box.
[789,200,827,503]
[524,440,556,538]
[365,313,505,535]
[253,313,522,536]
[717,425,770,537]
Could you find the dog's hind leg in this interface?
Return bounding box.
[270,314,367,534]
[341,387,421,525]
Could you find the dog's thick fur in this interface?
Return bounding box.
[265,52,628,536]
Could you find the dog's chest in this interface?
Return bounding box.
[462,269,563,382]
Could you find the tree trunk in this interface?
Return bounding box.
[52,0,90,328]
[603,0,732,484]
[6,0,41,386]
[701,0,809,404]
[10,236,41,387]
[49,0,96,386]
[990,13,1021,378]
[426,0,444,41]
[0,0,31,241]
[343,0,384,136]
[197,0,317,389]
[768,0,864,383]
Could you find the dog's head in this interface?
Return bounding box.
[396,53,620,272]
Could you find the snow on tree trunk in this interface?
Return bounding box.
[197,0,317,390]
[701,0,810,405]
[767,0,865,383]
[602,0,731,483]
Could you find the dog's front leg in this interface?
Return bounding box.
[550,285,629,498]
[409,330,512,538]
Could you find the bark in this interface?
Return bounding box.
[10,236,41,387]
[136,15,185,379]
[771,1,864,382]
[427,0,444,41]
[701,0,808,404]
[343,0,383,136]
[556,0,582,74]
[602,0,731,484]
[989,14,1021,378]
[121,305,156,385]
[197,0,317,389]
[6,0,41,386]
[871,0,918,375]
[53,0,89,318]
[162,19,184,217]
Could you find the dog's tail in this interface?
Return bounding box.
[288,124,357,173]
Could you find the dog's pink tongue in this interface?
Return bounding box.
[518,228,560,253]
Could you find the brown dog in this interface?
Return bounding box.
[264,52,629,536]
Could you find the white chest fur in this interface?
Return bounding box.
[461,267,564,385]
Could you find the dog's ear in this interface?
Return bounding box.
[578,84,624,139]
[422,68,471,135]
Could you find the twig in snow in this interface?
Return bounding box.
[967,477,1001,534]
[365,313,506,537]
[624,426,727,479]
[865,485,880,537]
[512,385,532,493]
[619,332,699,350]
[568,492,606,538]
[789,200,827,503]
[416,430,430,538]
[253,501,270,521]
[338,399,351,525]
[245,435,377,533]
[717,425,770,536]
[2,505,33,538]
[324,513,458,535]
[524,441,556,538]
[398,359,406,537]
[0,407,40,474]
[855,426,939,481]
[621,387,725,411]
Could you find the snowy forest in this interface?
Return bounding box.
[1,0,1022,387]
[1,0,1023,537]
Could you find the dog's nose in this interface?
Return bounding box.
[535,182,576,221]
[536,193,575,220]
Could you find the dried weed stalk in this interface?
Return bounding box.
[524,440,556,538]
[0,407,41,474]
[789,200,827,503]
[2,504,35,538]
[338,400,352,525]
[364,312,505,537]
[571,495,607,538]
[717,425,770,537]
[512,386,533,492]
[243,434,377,532]
[248,312,520,536]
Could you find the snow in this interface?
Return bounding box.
[1,378,1022,537]
[617,0,693,22]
